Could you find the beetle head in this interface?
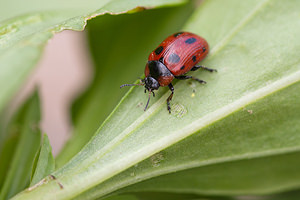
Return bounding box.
[120,76,159,111]
[144,76,160,91]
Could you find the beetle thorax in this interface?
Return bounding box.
[145,60,174,87]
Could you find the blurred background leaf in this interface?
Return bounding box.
[0,111,20,189]
[0,92,41,200]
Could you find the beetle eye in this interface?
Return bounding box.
[152,80,159,90]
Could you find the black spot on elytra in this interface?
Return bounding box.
[180,65,185,70]
[159,57,164,62]
[174,32,184,37]
[168,53,180,63]
[154,46,164,55]
[192,55,197,62]
[202,47,206,52]
[185,37,196,44]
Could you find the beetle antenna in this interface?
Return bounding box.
[139,78,145,83]
[120,83,144,88]
[144,90,152,111]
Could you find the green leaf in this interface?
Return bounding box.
[115,82,300,195]
[0,0,186,114]
[71,79,300,199]
[261,189,300,200]
[0,113,20,189]
[103,192,232,200]
[56,1,195,167]
[0,134,20,189]
[30,134,55,186]
[0,92,41,200]
[11,0,300,199]
[102,194,138,200]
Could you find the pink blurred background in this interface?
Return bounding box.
[15,30,93,155]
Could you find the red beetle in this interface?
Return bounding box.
[121,32,216,113]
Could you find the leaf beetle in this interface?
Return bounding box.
[121,32,216,113]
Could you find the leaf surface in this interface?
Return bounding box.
[30,134,55,186]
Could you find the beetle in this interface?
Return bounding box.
[120,32,216,113]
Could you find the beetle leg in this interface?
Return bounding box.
[175,75,206,84]
[144,90,152,111]
[167,83,174,113]
[191,65,217,72]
